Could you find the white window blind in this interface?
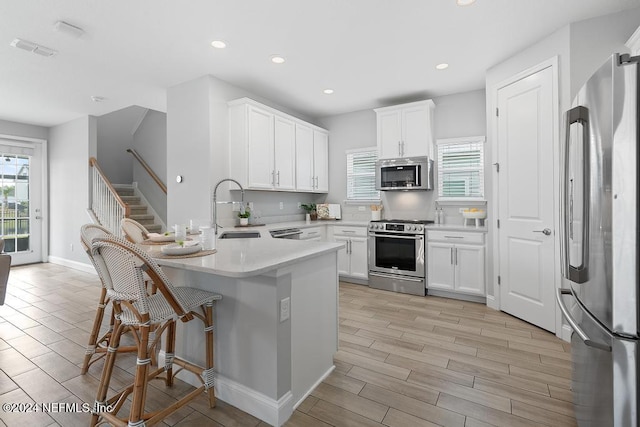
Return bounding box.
[437,136,485,199]
[346,148,380,201]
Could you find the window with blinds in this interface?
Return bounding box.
[436,136,485,199]
[346,148,380,201]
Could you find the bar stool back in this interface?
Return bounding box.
[121,218,150,244]
[89,235,221,427]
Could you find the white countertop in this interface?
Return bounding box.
[236,219,369,234]
[149,234,342,278]
[426,223,488,233]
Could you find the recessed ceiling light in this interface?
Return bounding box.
[91,96,105,103]
[271,55,285,64]
[211,40,227,49]
[323,89,334,95]
[456,0,476,5]
[436,63,449,70]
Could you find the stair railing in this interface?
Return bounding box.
[89,157,130,235]
[126,149,167,194]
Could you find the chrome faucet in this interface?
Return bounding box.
[212,178,245,235]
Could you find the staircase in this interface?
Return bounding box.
[112,184,162,233]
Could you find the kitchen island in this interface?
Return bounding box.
[150,237,342,426]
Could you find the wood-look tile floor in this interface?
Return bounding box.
[0,263,576,427]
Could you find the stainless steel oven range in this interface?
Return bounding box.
[368,219,433,296]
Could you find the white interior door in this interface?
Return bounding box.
[0,138,45,265]
[497,65,556,332]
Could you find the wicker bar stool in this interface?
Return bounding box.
[89,234,221,427]
[80,224,139,374]
[121,218,151,244]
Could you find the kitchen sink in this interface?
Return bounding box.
[218,231,261,239]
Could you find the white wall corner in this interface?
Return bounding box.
[485,294,499,310]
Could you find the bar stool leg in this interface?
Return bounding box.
[165,320,176,387]
[204,302,216,408]
[128,322,152,425]
[82,289,109,374]
[90,318,124,427]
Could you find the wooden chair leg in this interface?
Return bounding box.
[82,288,108,374]
[128,323,152,425]
[90,318,124,427]
[204,302,216,408]
[165,320,176,387]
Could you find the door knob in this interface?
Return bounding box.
[533,228,552,236]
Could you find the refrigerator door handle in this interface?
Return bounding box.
[556,289,611,352]
[561,106,590,283]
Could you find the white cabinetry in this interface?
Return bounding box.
[295,125,329,193]
[299,226,324,242]
[332,225,368,280]
[375,100,435,159]
[229,98,328,193]
[427,230,485,297]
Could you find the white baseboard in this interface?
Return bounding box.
[293,365,334,410]
[561,324,573,343]
[158,350,294,426]
[48,256,96,275]
[486,294,499,310]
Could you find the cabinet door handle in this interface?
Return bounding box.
[272,170,276,186]
[450,247,454,265]
[398,141,402,156]
[276,170,280,186]
[455,248,458,265]
[401,141,405,157]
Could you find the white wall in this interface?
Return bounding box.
[318,89,486,221]
[167,75,322,228]
[96,106,144,183]
[133,109,167,223]
[48,116,96,265]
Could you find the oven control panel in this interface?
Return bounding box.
[368,222,424,234]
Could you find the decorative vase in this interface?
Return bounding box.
[239,218,248,226]
[310,212,318,221]
[305,213,311,222]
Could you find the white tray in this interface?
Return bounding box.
[161,242,202,255]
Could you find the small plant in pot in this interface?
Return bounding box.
[301,203,317,221]
[238,205,251,226]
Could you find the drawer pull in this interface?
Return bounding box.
[444,235,464,239]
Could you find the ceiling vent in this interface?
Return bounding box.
[54,20,84,38]
[10,38,57,57]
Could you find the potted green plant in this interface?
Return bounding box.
[238,205,251,226]
[301,203,317,221]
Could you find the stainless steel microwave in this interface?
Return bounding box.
[376,156,433,191]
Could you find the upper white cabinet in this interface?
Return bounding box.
[375,100,435,159]
[295,125,329,193]
[229,98,328,193]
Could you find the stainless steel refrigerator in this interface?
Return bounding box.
[556,53,639,426]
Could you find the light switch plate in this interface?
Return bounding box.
[280,297,290,322]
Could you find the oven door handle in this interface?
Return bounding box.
[369,272,424,282]
[369,233,423,240]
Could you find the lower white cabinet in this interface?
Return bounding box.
[332,226,368,280]
[299,226,324,241]
[427,230,485,296]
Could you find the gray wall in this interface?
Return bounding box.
[318,89,486,221]
[96,106,144,184]
[48,116,96,264]
[167,75,321,229]
[133,109,168,224]
[0,119,48,140]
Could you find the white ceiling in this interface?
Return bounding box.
[1,0,639,127]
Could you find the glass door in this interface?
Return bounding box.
[0,138,44,265]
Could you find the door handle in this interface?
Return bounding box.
[556,289,611,352]
[533,228,552,236]
[450,247,454,265]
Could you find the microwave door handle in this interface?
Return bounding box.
[562,106,590,283]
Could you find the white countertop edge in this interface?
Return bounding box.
[155,241,343,278]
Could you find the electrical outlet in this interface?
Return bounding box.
[280,297,290,322]
[248,202,254,210]
[297,202,301,209]
[358,206,366,211]
[279,202,284,210]
[70,243,74,252]
[232,202,240,212]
